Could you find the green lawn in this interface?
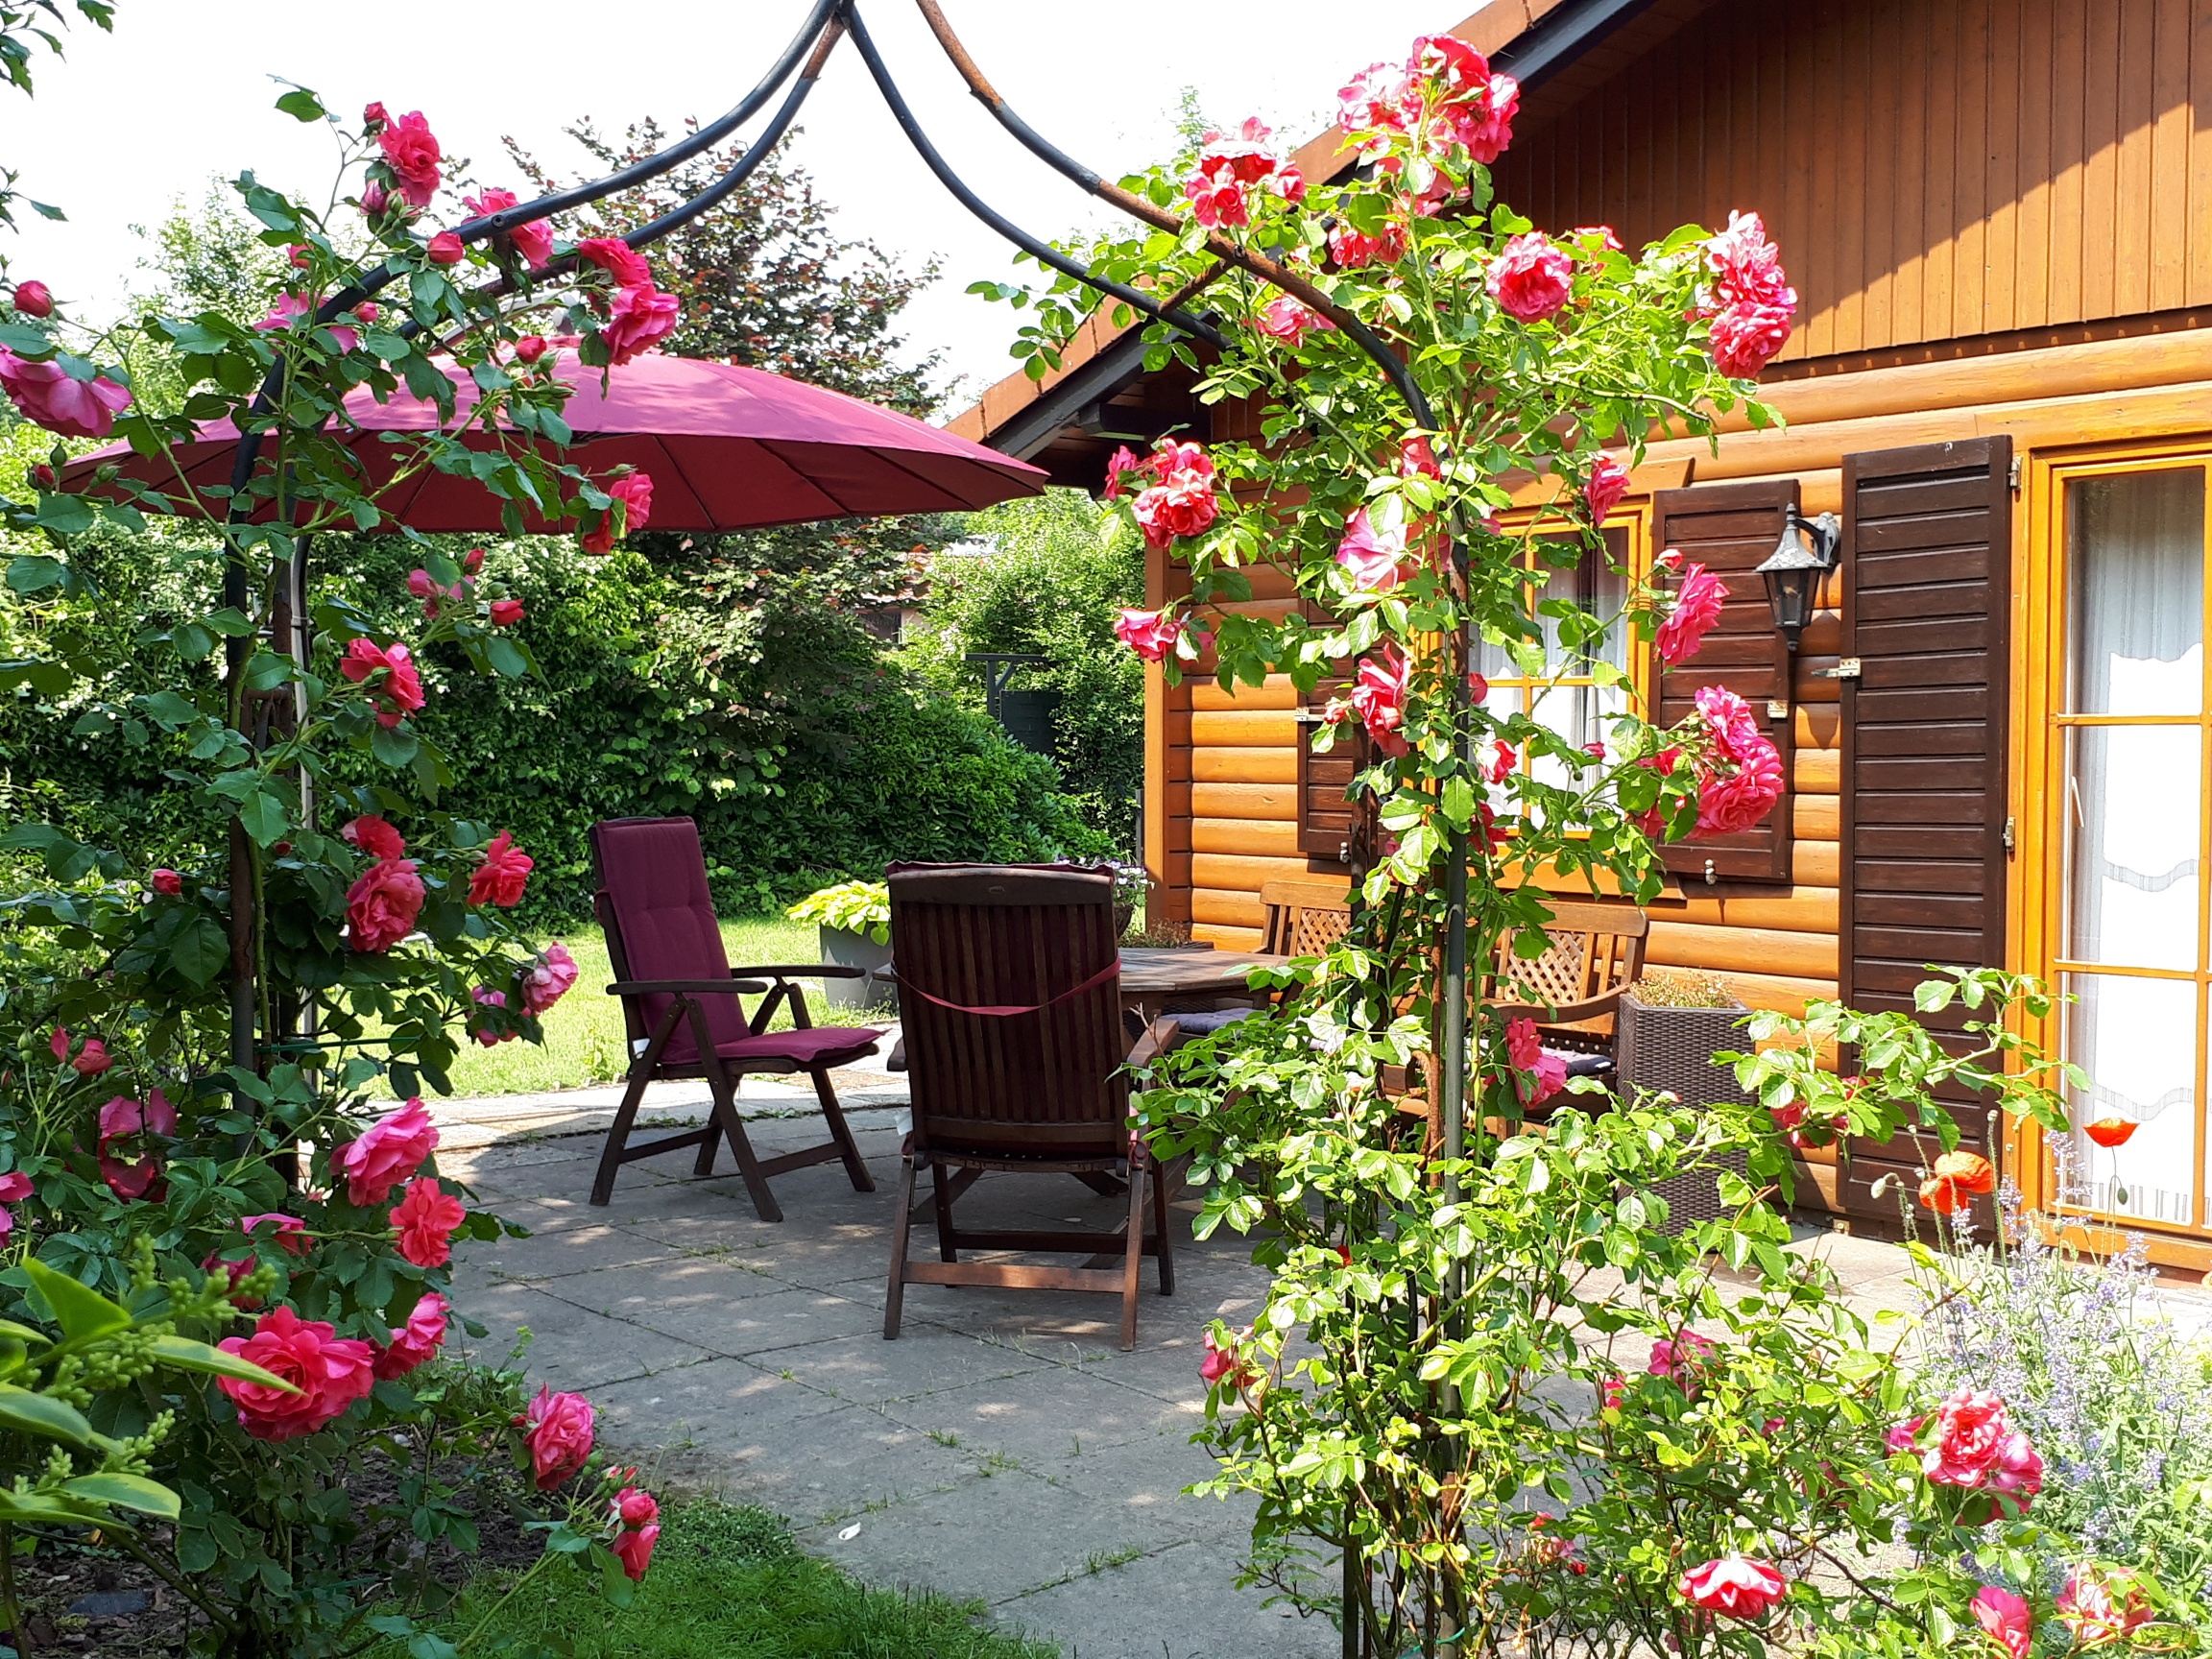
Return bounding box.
[443,916,843,1097]
[384,1500,1057,1659]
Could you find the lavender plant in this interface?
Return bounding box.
[1911,1164,2212,1622]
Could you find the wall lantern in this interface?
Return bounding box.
[1754,504,1841,654]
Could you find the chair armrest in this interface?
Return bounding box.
[727,962,867,981]
[606,977,772,997]
[1124,1016,1185,1070]
[1488,990,1623,1026]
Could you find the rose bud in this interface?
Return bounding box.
[426,232,465,266]
[489,599,523,626]
[356,301,379,323]
[151,868,183,896]
[30,464,56,491]
[514,335,548,364]
[361,180,389,216]
[12,279,53,318]
[363,101,390,132]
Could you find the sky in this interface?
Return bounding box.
[0,0,1455,413]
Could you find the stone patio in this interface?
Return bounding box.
[427,1035,1948,1659]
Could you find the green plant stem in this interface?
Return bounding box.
[458,1542,563,1652]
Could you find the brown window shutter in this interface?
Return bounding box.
[1295,672,1375,872]
[1836,436,2014,1223]
[1650,480,1799,884]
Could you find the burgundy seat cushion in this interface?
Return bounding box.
[714,1027,883,1069]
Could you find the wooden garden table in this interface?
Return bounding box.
[1118,946,1289,1027]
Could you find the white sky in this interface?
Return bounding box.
[0,0,1454,412]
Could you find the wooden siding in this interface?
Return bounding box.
[1487,0,2212,360]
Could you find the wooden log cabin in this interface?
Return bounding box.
[951,0,2212,1269]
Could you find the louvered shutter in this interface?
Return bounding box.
[1296,672,1376,872]
[1651,481,1799,883]
[1835,436,2014,1226]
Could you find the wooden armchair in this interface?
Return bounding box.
[1165,878,1353,1037]
[1486,900,1649,1059]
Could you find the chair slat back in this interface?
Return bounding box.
[1490,900,1648,1022]
[888,863,1127,1155]
[1259,878,1353,957]
[590,817,745,1064]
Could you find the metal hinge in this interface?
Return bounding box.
[2003,815,2016,854]
[2008,454,2024,493]
[1815,658,1863,681]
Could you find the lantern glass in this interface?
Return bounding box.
[1753,509,1838,652]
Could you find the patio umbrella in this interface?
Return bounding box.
[62,348,1046,532]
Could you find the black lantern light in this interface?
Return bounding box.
[1754,504,1841,653]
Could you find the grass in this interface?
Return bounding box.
[441,915,838,1098]
[383,1499,1059,1659]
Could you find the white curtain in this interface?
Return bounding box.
[2064,469,2205,1222]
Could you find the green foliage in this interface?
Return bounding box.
[902,490,1144,845]
[382,1498,1061,1659]
[787,878,889,944]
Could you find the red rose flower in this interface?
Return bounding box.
[514,335,549,364]
[1504,1015,1566,1106]
[489,599,523,627]
[2056,1568,2152,1647]
[341,814,407,863]
[1709,301,1795,379]
[377,110,444,206]
[464,188,553,269]
[1584,454,1631,525]
[217,1306,376,1440]
[1254,295,1333,347]
[339,637,425,728]
[346,858,423,953]
[1340,646,1411,758]
[1334,508,1408,592]
[97,1090,175,1200]
[602,283,680,365]
[520,1385,595,1489]
[426,231,465,267]
[361,101,390,132]
[391,1176,467,1267]
[151,867,182,896]
[1399,436,1442,480]
[1328,220,1407,269]
[373,1290,450,1380]
[576,237,652,289]
[336,1097,438,1207]
[1487,231,1574,323]
[467,830,533,908]
[1691,686,1784,838]
[581,472,654,556]
[609,1486,660,1580]
[12,279,52,317]
[1972,1586,2033,1659]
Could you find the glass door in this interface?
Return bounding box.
[2051,460,2212,1230]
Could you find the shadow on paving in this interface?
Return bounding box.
[442,1107,1334,1659]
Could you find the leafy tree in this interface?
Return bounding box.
[903,489,1143,846]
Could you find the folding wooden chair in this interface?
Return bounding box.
[589,817,880,1220]
[882,862,1179,1351]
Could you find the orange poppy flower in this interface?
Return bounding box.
[1932,1151,1996,1194]
[2084,1118,2138,1148]
[1918,1176,1965,1215]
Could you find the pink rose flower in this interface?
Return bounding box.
[582,471,654,555]
[1199,1329,1258,1389]
[1971,1585,2033,1659]
[1114,609,1183,663]
[490,599,523,626]
[1487,232,1574,323]
[151,867,183,896]
[0,348,132,439]
[1335,508,1409,592]
[1503,1015,1567,1107]
[1130,471,1219,550]
[241,1212,310,1256]
[1328,221,1407,269]
[217,1306,377,1440]
[2056,1567,2152,1647]
[373,1290,450,1381]
[1101,445,1141,500]
[520,1386,595,1489]
[97,1090,175,1200]
[521,943,581,1016]
[1988,1429,2044,1506]
[50,1028,110,1077]
[377,111,444,207]
[1341,646,1411,758]
[469,986,516,1047]
[1655,562,1728,665]
[391,1175,467,1268]
[577,237,653,289]
[336,1097,439,1207]
[1182,161,1250,230]
[0,1170,32,1238]
[1884,1413,1926,1455]
[1692,686,1784,838]
[1254,295,1334,347]
[1455,74,1520,164]
[468,830,533,908]
[339,637,425,728]
[1399,436,1442,480]
[1647,1330,1716,1386]
[464,188,553,268]
[1710,301,1795,379]
[602,281,680,365]
[1584,454,1630,525]
[12,279,52,317]
[1705,210,1796,311]
[1922,1387,2009,1487]
[1598,1371,1626,1410]
[342,814,407,863]
[361,180,390,217]
[346,858,424,953]
[426,231,465,267]
[1677,1554,1788,1619]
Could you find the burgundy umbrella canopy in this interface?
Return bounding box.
[63,349,1046,532]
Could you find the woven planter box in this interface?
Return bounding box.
[1616,988,1755,1231]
